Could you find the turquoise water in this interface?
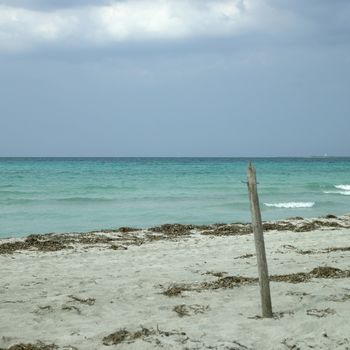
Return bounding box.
[1,157,350,238]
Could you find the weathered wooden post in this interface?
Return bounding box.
[247,161,273,318]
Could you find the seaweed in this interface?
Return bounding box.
[102,327,186,346]
[68,295,95,305]
[173,304,209,317]
[1,343,58,350]
[162,267,350,296]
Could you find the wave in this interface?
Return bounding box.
[323,190,350,196]
[335,184,350,190]
[264,202,315,209]
[322,184,350,196]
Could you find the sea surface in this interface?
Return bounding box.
[1,157,350,238]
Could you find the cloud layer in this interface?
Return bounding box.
[0,0,299,52]
[0,0,349,53]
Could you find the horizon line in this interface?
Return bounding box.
[1,156,349,159]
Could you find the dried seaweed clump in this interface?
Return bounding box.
[173,304,209,317]
[0,231,134,255]
[262,222,296,232]
[68,295,96,305]
[0,343,58,350]
[201,276,257,290]
[270,272,310,283]
[102,327,155,346]
[262,216,347,233]
[77,235,114,244]
[234,253,254,259]
[201,224,251,236]
[173,304,190,317]
[306,308,336,318]
[102,327,187,347]
[0,235,68,254]
[309,266,348,278]
[149,224,195,235]
[0,241,26,254]
[324,214,337,219]
[118,227,141,233]
[271,266,350,283]
[163,284,187,297]
[25,235,70,251]
[295,220,343,232]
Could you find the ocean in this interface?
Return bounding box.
[0,157,349,238]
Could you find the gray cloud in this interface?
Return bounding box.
[0,0,312,52]
[1,0,349,68]
[0,0,111,11]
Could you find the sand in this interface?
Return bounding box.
[1,216,350,349]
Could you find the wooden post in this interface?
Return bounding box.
[247,161,273,318]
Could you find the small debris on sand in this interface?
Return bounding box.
[103,327,154,346]
[102,327,187,346]
[173,304,209,317]
[306,308,336,318]
[234,253,254,259]
[68,295,95,305]
[0,343,58,350]
[61,305,81,314]
[109,244,128,250]
[203,271,227,277]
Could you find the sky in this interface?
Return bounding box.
[0,0,349,157]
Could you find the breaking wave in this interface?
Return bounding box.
[335,184,350,190]
[324,190,350,196]
[264,202,315,209]
[323,184,350,196]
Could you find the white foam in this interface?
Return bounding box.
[335,185,350,190]
[264,202,315,209]
[324,190,350,196]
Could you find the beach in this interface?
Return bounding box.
[2,0,350,348]
[1,215,350,350]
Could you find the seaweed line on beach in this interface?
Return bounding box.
[0,342,58,350]
[1,214,350,255]
[102,325,252,349]
[0,232,141,255]
[162,266,350,297]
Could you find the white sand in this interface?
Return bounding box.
[1,225,350,349]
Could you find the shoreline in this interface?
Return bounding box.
[2,211,350,241]
[1,213,350,254]
[1,215,350,349]
[2,157,350,241]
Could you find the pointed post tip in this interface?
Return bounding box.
[248,161,255,175]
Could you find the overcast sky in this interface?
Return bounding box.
[0,0,349,157]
